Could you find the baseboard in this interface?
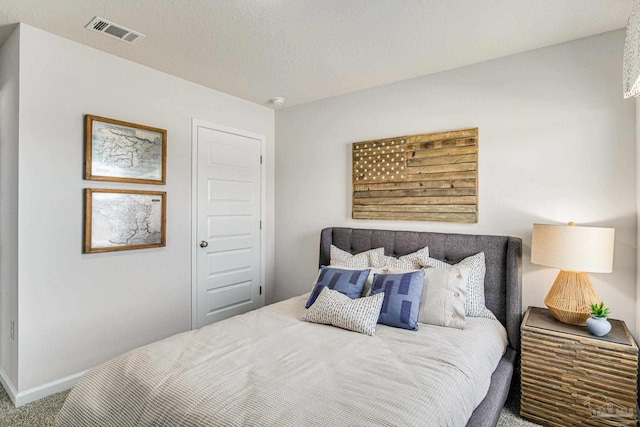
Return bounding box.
[0,366,19,405]
[0,367,87,407]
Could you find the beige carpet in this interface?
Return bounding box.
[0,387,69,427]
[0,382,539,426]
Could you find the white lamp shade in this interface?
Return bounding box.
[531,223,615,273]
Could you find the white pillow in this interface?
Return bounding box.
[330,245,383,268]
[301,287,384,336]
[371,246,430,270]
[421,252,496,320]
[419,266,469,329]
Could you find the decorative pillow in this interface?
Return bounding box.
[422,252,496,320]
[330,245,384,268]
[370,270,425,330]
[370,247,430,270]
[361,268,388,297]
[419,266,469,329]
[302,287,384,336]
[311,267,387,298]
[306,266,370,308]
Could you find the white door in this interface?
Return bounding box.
[194,121,263,328]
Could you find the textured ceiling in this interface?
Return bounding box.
[0,0,633,108]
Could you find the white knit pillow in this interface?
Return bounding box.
[422,252,496,320]
[302,287,384,336]
[371,246,430,270]
[330,245,383,268]
[419,266,469,329]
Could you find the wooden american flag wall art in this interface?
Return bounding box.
[352,128,478,223]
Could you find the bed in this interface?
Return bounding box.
[57,227,522,427]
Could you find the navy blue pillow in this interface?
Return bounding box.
[306,267,370,308]
[370,270,425,330]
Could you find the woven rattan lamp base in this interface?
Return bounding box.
[544,270,601,326]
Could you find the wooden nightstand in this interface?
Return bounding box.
[520,306,638,426]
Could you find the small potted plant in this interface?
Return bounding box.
[586,302,612,337]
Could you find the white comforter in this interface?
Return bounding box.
[57,294,507,427]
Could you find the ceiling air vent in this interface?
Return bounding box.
[85,17,145,45]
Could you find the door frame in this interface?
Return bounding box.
[191,118,266,329]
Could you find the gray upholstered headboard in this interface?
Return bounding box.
[319,227,523,352]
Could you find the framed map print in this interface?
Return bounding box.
[84,188,166,253]
[85,115,167,185]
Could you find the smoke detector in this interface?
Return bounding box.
[271,97,285,106]
[85,17,145,45]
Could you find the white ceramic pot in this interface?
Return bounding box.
[586,316,611,337]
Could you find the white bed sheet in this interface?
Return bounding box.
[57,294,507,427]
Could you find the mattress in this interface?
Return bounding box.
[57,294,508,427]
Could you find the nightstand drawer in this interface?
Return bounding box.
[521,307,638,426]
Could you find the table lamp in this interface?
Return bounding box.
[531,222,615,326]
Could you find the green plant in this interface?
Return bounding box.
[590,302,611,319]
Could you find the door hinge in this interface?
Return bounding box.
[260,155,263,164]
[260,220,262,230]
[260,286,262,295]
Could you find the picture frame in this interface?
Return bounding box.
[85,114,167,185]
[352,127,478,223]
[84,188,167,254]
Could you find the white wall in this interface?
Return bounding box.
[3,23,275,400]
[0,25,20,390]
[275,30,637,334]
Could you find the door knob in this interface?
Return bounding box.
[200,241,208,248]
